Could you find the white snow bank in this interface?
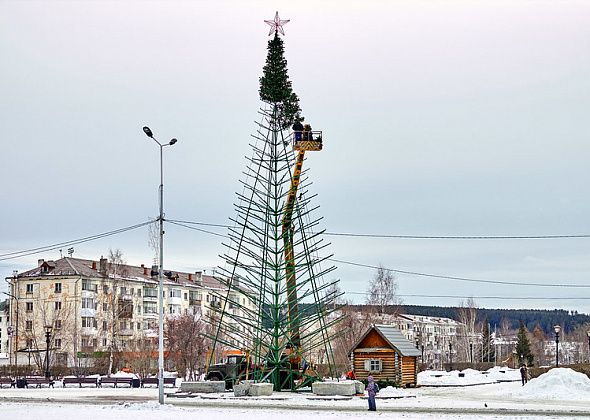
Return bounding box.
[484,366,520,382]
[510,368,590,400]
[418,369,496,386]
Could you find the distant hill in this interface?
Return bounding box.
[350,304,590,335]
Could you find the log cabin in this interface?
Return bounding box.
[350,324,420,387]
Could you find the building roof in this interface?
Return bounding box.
[352,324,421,357]
[12,257,225,290]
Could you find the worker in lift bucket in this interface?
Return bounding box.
[292,120,303,141]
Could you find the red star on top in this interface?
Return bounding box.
[264,11,290,36]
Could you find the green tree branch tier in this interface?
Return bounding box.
[259,33,303,129]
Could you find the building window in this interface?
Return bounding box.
[120,287,127,295]
[55,320,62,329]
[26,320,33,331]
[137,289,142,297]
[103,321,107,330]
[143,302,157,314]
[26,302,33,312]
[143,287,157,298]
[137,322,141,330]
[102,338,107,347]
[82,317,96,328]
[102,284,109,294]
[54,338,62,349]
[26,284,34,294]
[82,298,95,309]
[184,293,188,300]
[55,301,62,310]
[120,321,126,330]
[169,289,181,298]
[103,303,108,311]
[82,280,97,292]
[26,338,33,348]
[364,359,383,373]
[54,283,62,293]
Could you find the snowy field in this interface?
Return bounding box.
[1,368,589,419]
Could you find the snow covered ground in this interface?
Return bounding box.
[1,368,589,419]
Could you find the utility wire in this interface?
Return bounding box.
[330,258,590,288]
[0,220,155,262]
[167,219,590,240]
[344,291,590,300]
[168,220,590,289]
[167,220,227,238]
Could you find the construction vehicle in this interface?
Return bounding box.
[205,350,252,389]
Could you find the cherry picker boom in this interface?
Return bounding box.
[281,130,323,357]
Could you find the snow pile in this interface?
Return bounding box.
[485,366,520,382]
[378,385,412,397]
[512,368,590,400]
[418,369,496,386]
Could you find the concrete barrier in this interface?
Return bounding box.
[312,381,356,396]
[180,381,225,393]
[249,383,274,396]
[233,380,254,396]
[354,380,365,394]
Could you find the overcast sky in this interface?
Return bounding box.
[1,0,589,315]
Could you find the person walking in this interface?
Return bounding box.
[366,375,378,411]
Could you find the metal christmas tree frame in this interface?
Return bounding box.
[207,102,345,390]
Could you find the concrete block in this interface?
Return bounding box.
[249,383,274,396]
[180,381,225,393]
[312,381,356,396]
[233,380,254,396]
[354,380,365,394]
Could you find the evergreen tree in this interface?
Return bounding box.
[259,32,303,129]
[515,320,534,366]
[481,319,496,362]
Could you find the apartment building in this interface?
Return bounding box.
[4,256,253,369]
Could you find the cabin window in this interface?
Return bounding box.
[364,359,382,372]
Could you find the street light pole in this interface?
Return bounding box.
[44,325,53,378]
[553,325,561,368]
[143,126,177,405]
[470,342,473,365]
[587,331,590,363]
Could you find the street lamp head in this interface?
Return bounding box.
[143,126,154,138]
[554,325,561,335]
[44,325,53,333]
[169,138,178,146]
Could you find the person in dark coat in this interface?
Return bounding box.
[292,120,304,141]
[519,364,528,386]
[366,375,377,411]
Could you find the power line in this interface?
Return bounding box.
[166,220,227,238]
[0,220,155,262]
[167,219,590,240]
[330,258,590,289]
[344,291,590,300]
[167,220,590,289]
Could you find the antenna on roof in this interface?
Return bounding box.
[68,247,74,257]
[59,249,63,258]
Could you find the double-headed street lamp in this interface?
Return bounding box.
[143,126,178,405]
[553,324,561,367]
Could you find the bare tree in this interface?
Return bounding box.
[165,314,209,380]
[331,304,377,374]
[99,249,132,376]
[366,265,401,315]
[456,298,478,363]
